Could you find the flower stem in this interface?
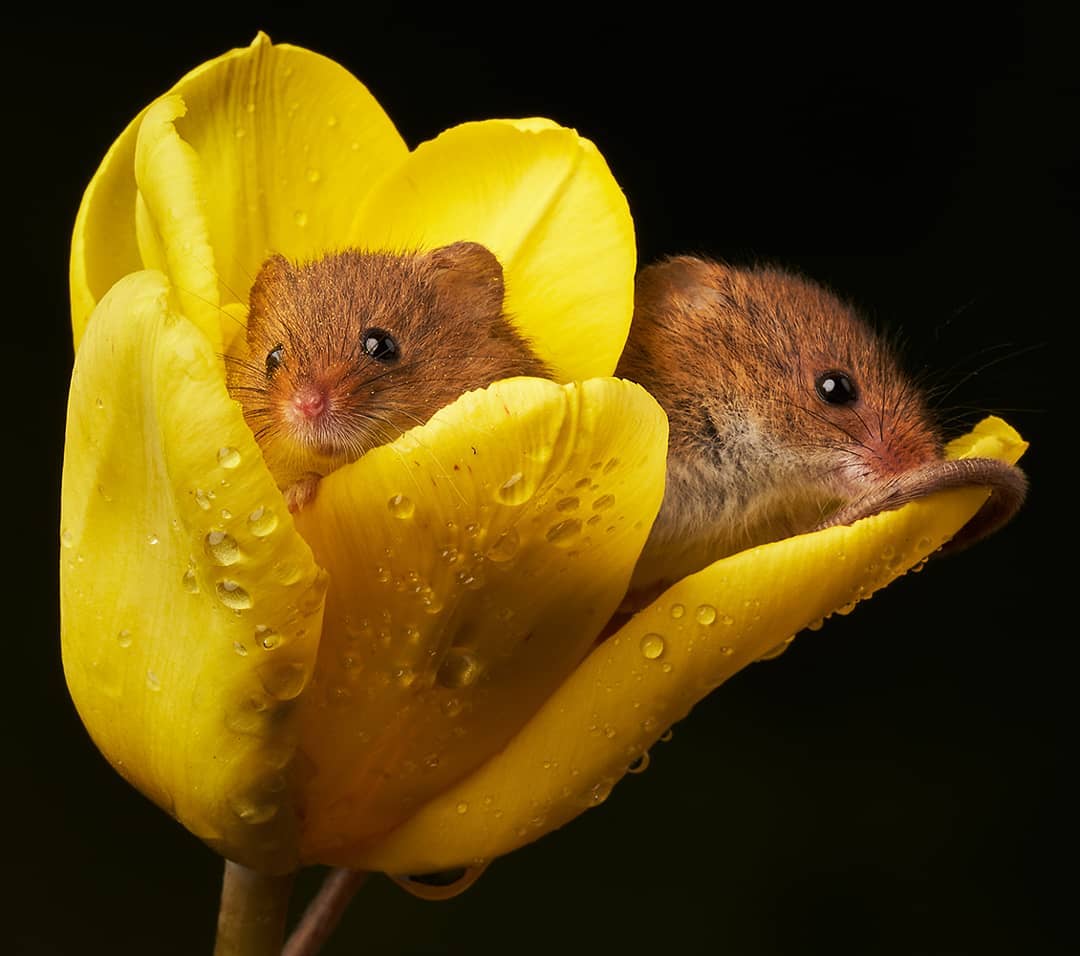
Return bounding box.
[283,868,369,956]
[214,860,295,956]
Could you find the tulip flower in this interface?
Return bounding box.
[60,33,1027,955]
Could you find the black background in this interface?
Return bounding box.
[8,6,1071,955]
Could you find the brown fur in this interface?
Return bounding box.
[226,242,549,505]
[617,256,947,595]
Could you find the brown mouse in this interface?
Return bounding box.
[226,241,550,511]
[616,256,1027,600]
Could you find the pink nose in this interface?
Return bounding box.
[292,386,327,420]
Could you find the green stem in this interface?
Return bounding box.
[214,860,295,956]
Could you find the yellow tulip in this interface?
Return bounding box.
[61,29,1027,901]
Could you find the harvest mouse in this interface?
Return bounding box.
[226,241,549,511]
[616,255,1027,600]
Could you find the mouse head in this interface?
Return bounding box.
[620,256,1025,561]
[227,241,548,485]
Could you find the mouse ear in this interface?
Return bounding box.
[429,241,505,315]
[635,255,728,315]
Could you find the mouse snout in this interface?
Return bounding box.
[288,383,328,423]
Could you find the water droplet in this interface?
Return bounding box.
[255,625,280,650]
[627,752,651,774]
[695,604,717,625]
[116,629,132,648]
[456,801,469,815]
[441,697,463,717]
[205,530,240,566]
[226,694,272,735]
[603,457,620,475]
[293,210,308,227]
[670,603,685,619]
[97,484,113,502]
[194,488,215,511]
[545,518,582,547]
[146,533,160,546]
[440,547,459,564]
[497,471,536,505]
[229,794,279,824]
[437,647,480,689]
[216,580,253,610]
[556,496,580,512]
[182,567,199,593]
[392,665,417,688]
[95,397,104,409]
[146,670,161,692]
[233,641,248,656]
[306,167,321,183]
[61,529,74,549]
[217,446,241,469]
[247,506,278,537]
[387,494,415,519]
[258,661,307,700]
[485,527,520,562]
[419,587,444,614]
[661,662,672,673]
[640,633,665,660]
[659,728,674,743]
[592,493,615,511]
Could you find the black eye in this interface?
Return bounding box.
[815,370,858,405]
[265,344,284,376]
[362,327,399,362]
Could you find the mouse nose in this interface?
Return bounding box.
[292,384,327,421]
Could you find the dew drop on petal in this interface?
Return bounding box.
[592,493,615,512]
[437,648,480,689]
[306,167,321,183]
[387,494,415,519]
[228,794,279,825]
[182,567,199,593]
[258,661,307,701]
[216,580,253,610]
[194,488,215,511]
[205,530,241,566]
[294,210,308,227]
[545,518,582,547]
[670,603,685,620]
[61,529,74,549]
[456,801,469,815]
[497,471,534,505]
[146,670,162,692]
[116,629,132,648]
[555,496,580,512]
[659,728,674,743]
[217,447,242,469]
[627,752,651,774]
[695,604,717,626]
[640,633,666,660]
[485,527,520,562]
[247,507,278,537]
[255,625,281,650]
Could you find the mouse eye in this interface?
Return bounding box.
[265,344,284,377]
[815,370,858,405]
[362,327,400,362]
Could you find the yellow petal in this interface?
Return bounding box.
[351,417,1026,873]
[70,32,407,349]
[352,120,635,381]
[134,96,222,350]
[289,377,667,863]
[60,270,326,873]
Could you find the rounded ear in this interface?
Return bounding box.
[634,255,729,317]
[428,241,505,315]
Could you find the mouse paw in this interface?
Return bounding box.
[285,473,322,513]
